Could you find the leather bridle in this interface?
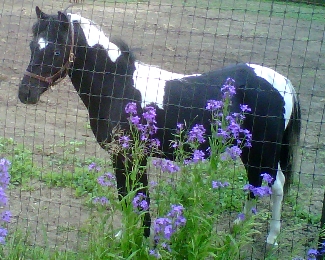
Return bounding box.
[24,20,75,86]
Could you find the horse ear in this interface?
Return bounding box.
[58,11,69,24]
[35,6,47,19]
[58,11,69,30]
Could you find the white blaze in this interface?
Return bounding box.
[38,37,49,49]
[67,13,121,62]
[247,63,296,128]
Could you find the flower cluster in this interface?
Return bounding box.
[298,243,325,260]
[0,158,11,244]
[205,78,252,161]
[243,173,273,198]
[125,103,159,146]
[184,149,206,165]
[236,173,274,220]
[92,196,109,206]
[132,192,149,213]
[90,163,115,207]
[221,77,236,98]
[152,159,180,174]
[119,135,130,149]
[150,204,186,257]
[188,124,206,144]
[212,180,230,189]
[97,172,116,187]
[88,162,101,172]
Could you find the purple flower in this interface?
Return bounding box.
[243,184,254,192]
[1,211,11,223]
[223,146,242,160]
[192,150,205,163]
[167,205,185,219]
[148,138,161,150]
[252,186,272,197]
[88,162,101,172]
[241,128,252,147]
[237,213,245,221]
[163,224,173,240]
[0,188,8,207]
[171,141,179,148]
[149,180,158,188]
[153,204,186,245]
[93,196,109,206]
[261,173,273,184]
[119,135,130,149]
[143,106,157,124]
[307,248,318,260]
[251,207,257,215]
[161,242,171,252]
[0,158,10,245]
[221,78,236,98]
[0,159,10,187]
[0,159,10,174]
[154,217,173,240]
[125,102,138,115]
[244,184,272,198]
[206,100,223,111]
[227,119,241,138]
[0,228,7,244]
[97,172,116,187]
[177,123,184,131]
[240,104,251,112]
[152,159,180,173]
[188,124,206,144]
[130,115,141,129]
[132,193,149,212]
[212,181,230,189]
[216,128,229,141]
[149,249,161,258]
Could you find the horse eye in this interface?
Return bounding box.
[54,50,61,56]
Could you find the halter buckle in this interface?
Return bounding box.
[69,53,75,63]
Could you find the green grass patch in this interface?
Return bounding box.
[160,0,325,22]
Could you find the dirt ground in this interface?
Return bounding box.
[0,0,325,259]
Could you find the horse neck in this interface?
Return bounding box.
[69,36,136,110]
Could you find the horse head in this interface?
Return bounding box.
[18,6,74,104]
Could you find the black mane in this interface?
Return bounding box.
[110,37,137,77]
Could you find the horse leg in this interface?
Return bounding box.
[267,163,285,246]
[113,153,151,238]
[241,134,283,245]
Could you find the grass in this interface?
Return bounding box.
[92,0,324,22]
[0,137,110,197]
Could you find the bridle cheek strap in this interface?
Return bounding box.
[24,21,75,87]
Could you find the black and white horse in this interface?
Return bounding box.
[18,7,301,246]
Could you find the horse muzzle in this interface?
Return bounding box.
[18,82,41,104]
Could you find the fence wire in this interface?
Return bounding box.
[0,0,324,259]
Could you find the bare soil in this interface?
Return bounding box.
[0,0,324,259]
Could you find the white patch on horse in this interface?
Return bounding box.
[67,13,121,62]
[247,64,295,129]
[133,61,201,108]
[38,37,49,49]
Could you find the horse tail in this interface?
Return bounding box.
[281,80,301,195]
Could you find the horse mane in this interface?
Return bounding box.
[110,37,137,76]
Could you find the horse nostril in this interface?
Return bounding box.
[18,84,36,104]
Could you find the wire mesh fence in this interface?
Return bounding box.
[0,0,324,259]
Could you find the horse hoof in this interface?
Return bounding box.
[265,241,278,252]
[115,230,123,239]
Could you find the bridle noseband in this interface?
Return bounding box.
[24,19,75,86]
